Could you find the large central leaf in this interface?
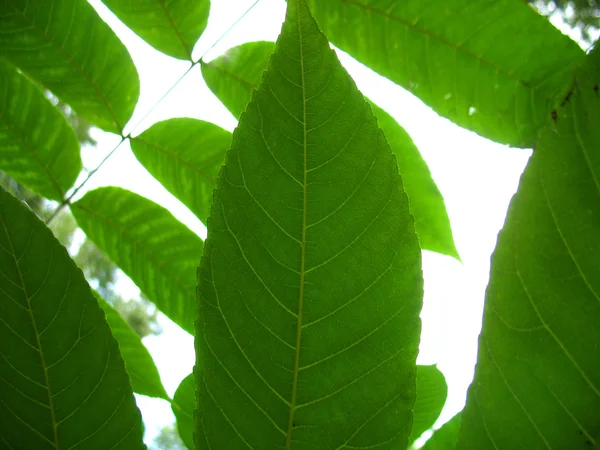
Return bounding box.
[194,1,423,449]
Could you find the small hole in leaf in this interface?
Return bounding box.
[468,106,476,116]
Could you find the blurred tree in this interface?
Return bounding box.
[151,424,186,450]
[531,0,599,43]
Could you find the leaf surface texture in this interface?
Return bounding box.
[195,1,423,448]
[409,365,448,444]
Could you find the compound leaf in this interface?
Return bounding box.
[458,47,600,449]
[130,118,231,224]
[195,1,423,448]
[0,0,140,133]
[71,187,203,335]
[0,59,81,201]
[0,186,145,449]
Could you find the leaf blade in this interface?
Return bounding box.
[71,187,203,335]
[0,59,81,201]
[410,365,448,444]
[458,47,600,449]
[202,40,458,258]
[130,118,231,224]
[0,0,140,133]
[0,186,145,449]
[422,413,462,450]
[305,0,584,147]
[172,373,194,450]
[100,0,210,60]
[195,1,423,448]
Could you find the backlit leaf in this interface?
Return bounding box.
[0,59,81,201]
[172,373,194,450]
[71,187,203,335]
[195,1,423,448]
[202,40,458,258]
[422,413,461,450]
[410,365,448,444]
[130,118,231,224]
[101,0,210,60]
[0,0,140,133]
[0,186,145,449]
[458,47,600,449]
[96,293,169,400]
[305,0,584,147]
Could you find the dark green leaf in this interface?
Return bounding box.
[305,0,584,147]
[0,59,81,201]
[71,187,203,335]
[101,0,210,60]
[195,1,423,448]
[172,373,194,450]
[458,48,600,449]
[203,40,458,258]
[0,186,145,449]
[130,118,231,223]
[410,365,448,444]
[0,0,140,133]
[96,293,169,400]
[422,413,462,450]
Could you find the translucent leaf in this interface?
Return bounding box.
[195,1,423,448]
[458,47,600,449]
[96,293,168,400]
[172,373,194,450]
[130,118,231,224]
[422,413,461,450]
[202,40,458,258]
[101,0,210,60]
[410,365,448,444]
[305,0,584,147]
[0,0,140,133]
[71,187,203,335]
[0,186,145,449]
[0,59,81,201]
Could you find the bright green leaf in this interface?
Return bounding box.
[96,293,169,400]
[101,0,210,60]
[0,186,145,449]
[305,0,584,147]
[195,1,423,448]
[422,413,462,450]
[410,365,448,444]
[0,0,140,133]
[458,48,600,449]
[202,40,458,258]
[172,373,194,450]
[71,187,203,335]
[0,59,81,201]
[130,118,231,223]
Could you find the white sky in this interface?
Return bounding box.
[79,0,587,446]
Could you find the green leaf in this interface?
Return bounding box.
[458,48,600,449]
[100,0,210,60]
[304,0,585,148]
[422,413,462,450]
[130,118,231,223]
[0,186,145,449]
[202,40,458,258]
[0,59,81,201]
[201,41,276,119]
[172,373,194,450]
[96,293,169,400]
[410,365,448,444]
[195,1,423,448]
[0,0,140,133]
[71,187,203,335]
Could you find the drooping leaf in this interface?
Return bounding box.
[71,187,203,335]
[0,59,81,201]
[96,293,169,400]
[130,118,231,223]
[0,186,145,449]
[458,47,600,449]
[304,0,584,148]
[0,0,140,133]
[202,40,458,258]
[100,0,210,60]
[422,413,462,450]
[410,365,448,444]
[172,373,194,450]
[195,1,423,448]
